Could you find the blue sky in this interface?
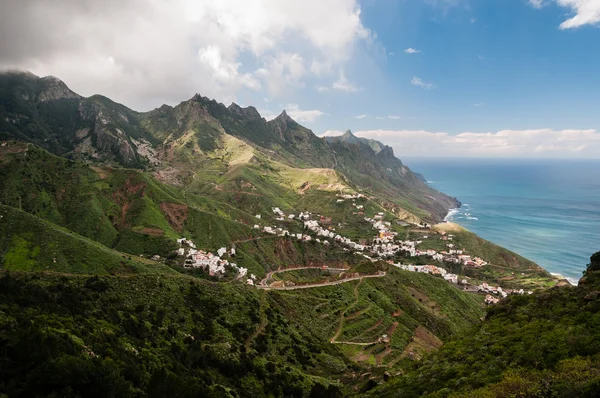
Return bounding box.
[313,0,600,134]
[2,0,599,157]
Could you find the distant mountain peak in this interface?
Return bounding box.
[276,109,295,123]
[325,129,389,156]
[228,102,262,120]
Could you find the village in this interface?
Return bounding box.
[171,193,532,304]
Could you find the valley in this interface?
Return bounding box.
[0,71,586,397]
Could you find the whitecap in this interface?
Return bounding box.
[444,208,459,221]
[551,273,579,286]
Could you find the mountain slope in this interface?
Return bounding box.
[371,253,600,397]
[0,204,176,275]
[325,129,386,154]
[0,71,457,223]
[0,141,258,256]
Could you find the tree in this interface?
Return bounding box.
[588,252,600,272]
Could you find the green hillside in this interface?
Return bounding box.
[0,262,486,397]
[371,253,600,397]
[0,205,175,275]
[0,141,256,256]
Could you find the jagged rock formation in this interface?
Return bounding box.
[0,71,458,222]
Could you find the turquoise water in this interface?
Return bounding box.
[404,157,600,284]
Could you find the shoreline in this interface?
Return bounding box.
[442,206,578,286]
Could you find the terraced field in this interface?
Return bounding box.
[267,267,484,368]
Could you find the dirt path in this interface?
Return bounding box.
[258,266,351,287]
[375,322,399,365]
[331,278,363,343]
[258,272,386,291]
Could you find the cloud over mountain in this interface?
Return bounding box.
[0,0,370,110]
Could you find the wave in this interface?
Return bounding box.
[466,216,478,220]
[551,273,579,286]
[444,208,460,221]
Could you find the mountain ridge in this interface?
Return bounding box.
[0,70,457,223]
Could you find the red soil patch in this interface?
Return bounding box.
[111,177,147,229]
[387,321,399,337]
[160,202,189,233]
[0,141,28,162]
[400,326,444,361]
[136,227,165,236]
[392,309,404,317]
[414,325,443,350]
[364,318,384,333]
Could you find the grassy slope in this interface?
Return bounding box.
[0,142,257,257]
[0,205,175,275]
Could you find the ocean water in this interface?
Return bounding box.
[403,157,600,284]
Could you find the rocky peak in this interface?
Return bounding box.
[38,76,80,102]
[275,110,295,124]
[269,110,299,141]
[377,145,396,160]
[228,103,262,120]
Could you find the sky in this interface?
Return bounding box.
[1,0,599,157]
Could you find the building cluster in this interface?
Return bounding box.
[337,193,363,200]
[175,238,254,284]
[303,220,364,250]
[197,198,525,303]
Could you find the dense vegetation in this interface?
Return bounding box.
[0,272,348,397]
[0,266,486,397]
[372,253,600,397]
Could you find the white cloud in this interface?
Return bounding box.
[255,52,306,96]
[0,0,372,110]
[557,0,600,29]
[404,48,421,54]
[348,128,600,157]
[474,103,484,107]
[478,55,485,60]
[284,103,325,122]
[332,71,359,92]
[315,70,359,93]
[530,0,600,29]
[470,17,477,23]
[354,114,367,119]
[388,115,401,119]
[411,76,435,89]
[528,0,545,8]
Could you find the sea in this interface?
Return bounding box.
[403,157,600,285]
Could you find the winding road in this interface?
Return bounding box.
[257,266,386,291]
